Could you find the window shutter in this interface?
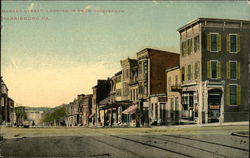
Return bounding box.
[185,65,188,81]
[191,63,193,80]
[198,35,200,51]
[217,61,221,79]
[237,85,241,106]
[226,34,230,52]
[237,62,240,79]
[237,34,240,53]
[227,62,230,79]
[207,61,211,79]
[226,85,230,105]
[217,34,221,52]
[197,63,200,79]
[191,38,193,54]
[185,41,188,56]
[207,33,211,52]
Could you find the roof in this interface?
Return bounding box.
[136,48,179,56]
[115,71,122,76]
[177,18,250,32]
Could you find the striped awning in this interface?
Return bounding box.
[122,105,137,115]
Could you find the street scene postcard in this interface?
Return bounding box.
[0,0,249,158]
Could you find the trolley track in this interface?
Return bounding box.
[162,134,249,152]
[139,135,228,158]
[108,134,193,158]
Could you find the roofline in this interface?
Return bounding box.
[165,66,180,72]
[136,48,179,55]
[177,17,250,32]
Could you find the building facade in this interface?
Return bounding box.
[166,66,182,125]
[177,18,249,124]
[136,48,180,126]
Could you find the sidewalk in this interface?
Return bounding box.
[152,121,249,129]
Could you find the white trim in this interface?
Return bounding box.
[209,32,219,53]
[228,60,238,80]
[228,83,238,106]
[210,60,219,80]
[228,33,238,54]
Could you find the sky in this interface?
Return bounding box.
[1,1,250,107]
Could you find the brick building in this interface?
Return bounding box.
[177,18,249,124]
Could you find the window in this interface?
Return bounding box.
[227,34,240,53]
[188,65,191,80]
[211,61,217,79]
[194,63,199,79]
[175,75,178,85]
[230,85,237,105]
[207,61,221,79]
[144,81,148,95]
[211,34,217,52]
[230,35,237,53]
[230,61,237,79]
[207,33,221,52]
[194,35,200,52]
[168,77,171,91]
[188,39,192,55]
[227,61,240,80]
[143,61,148,74]
[175,97,179,111]
[181,42,186,56]
[182,67,185,82]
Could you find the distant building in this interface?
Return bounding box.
[81,94,93,126]
[177,18,250,123]
[26,110,44,126]
[91,79,111,126]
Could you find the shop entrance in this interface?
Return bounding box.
[208,89,222,123]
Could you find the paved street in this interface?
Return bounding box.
[0,125,249,158]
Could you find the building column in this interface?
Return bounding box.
[220,81,225,125]
[204,81,208,124]
[198,81,203,124]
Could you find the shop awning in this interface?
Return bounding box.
[89,113,95,119]
[122,105,137,115]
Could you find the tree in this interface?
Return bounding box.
[42,106,67,125]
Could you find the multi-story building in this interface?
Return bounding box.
[91,79,111,126]
[81,94,93,126]
[136,48,179,126]
[166,66,182,125]
[0,78,15,126]
[177,18,249,124]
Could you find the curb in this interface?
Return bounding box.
[231,132,249,138]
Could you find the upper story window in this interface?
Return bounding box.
[194,35,200,52]
[227,84,241,106]
[227,61,240,80]
[227,34,240,53]
[181,67,185,82]
[181,42,186,56]
[207,60,221,79]
[143,61,148,74]
[211,34,217,52]
[207,33,221,52]
[194,62,200,80]
[175,75,178,85]
[168,77,171,91]
[188,65,191,81]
